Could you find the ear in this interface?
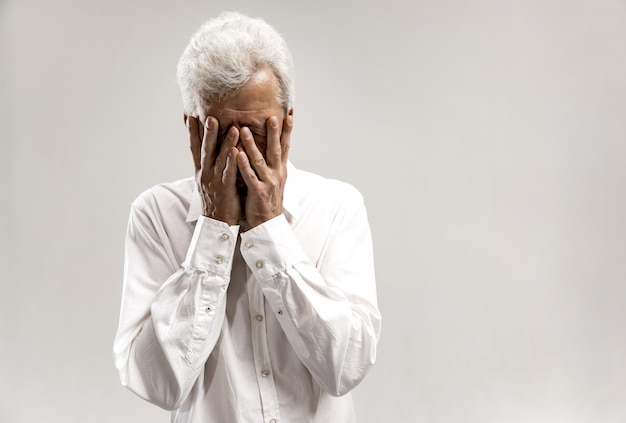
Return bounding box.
[288,108,294,117]
[183,114,188,126]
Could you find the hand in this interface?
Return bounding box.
[188,116,241,225]
[237,115,293,228]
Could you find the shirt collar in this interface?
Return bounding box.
[186,161,299,223]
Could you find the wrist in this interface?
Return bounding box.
[202,202,240,226]
[246,211,281,228]
[203,210,240,226]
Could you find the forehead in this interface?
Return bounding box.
[203,68,284,126]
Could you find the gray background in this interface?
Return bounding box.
[2,0,626,422]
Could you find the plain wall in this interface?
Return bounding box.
[2,0,626,422]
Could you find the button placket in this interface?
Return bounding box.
[246,266,280,422]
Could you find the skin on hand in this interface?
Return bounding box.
[237,115,293,227]
[187,115,242,225]
[185,66,294,227]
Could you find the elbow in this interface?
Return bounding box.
[114,339,192,411]
[122,377,187,411]
[153,396,184,412]
[142,384,185,411]
[335,365,375,397]
[325,383,356,398]
[325,351,377,398]
[116,356,189,411]
[324,374,367,398]
[324,317,381,397]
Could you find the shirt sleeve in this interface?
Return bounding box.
[239,185,381,397]
[113,204,239,410]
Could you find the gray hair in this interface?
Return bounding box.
[176,11,295,115]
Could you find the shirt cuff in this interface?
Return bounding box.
[183,215,240,275]
[239,215,307,282]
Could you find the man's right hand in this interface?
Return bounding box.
[188,116,241,225]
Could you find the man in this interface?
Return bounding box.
[113,11,381,422]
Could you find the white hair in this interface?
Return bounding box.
[176,11,295,115]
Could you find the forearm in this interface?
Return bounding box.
[120,269,228,409]
[262,268,380,396]
[114,213,239,409]
[240,214,381,396]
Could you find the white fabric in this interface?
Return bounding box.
[113,163,381,423]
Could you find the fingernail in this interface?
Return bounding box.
[205,117,211,129]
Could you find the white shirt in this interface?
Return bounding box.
[113,163,381,423]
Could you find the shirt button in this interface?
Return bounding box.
[215,256,224,264]
[220,233,230,241]
[277,309,283,315]
[255,315,264,322]
[261,368,270,377]
[244,241,254,249]
[255,261,263,269]
[270,420,277,423]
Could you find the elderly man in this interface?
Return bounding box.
[113,12,381,422]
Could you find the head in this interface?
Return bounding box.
[177,12,295,199]
[176,11,295,117]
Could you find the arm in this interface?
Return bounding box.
[113,205,239,410]
[113,115,242,409]
[240,187,380,396]
[237,116,380,396]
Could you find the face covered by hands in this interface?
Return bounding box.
[186,67,293,228]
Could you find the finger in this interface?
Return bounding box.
[222,147,239,185]
[280,115,293,166]
[200,116,219,170]
[237,150,259,187]
[240,127,267,177]
[214,126,239,173]
[188,116,202,171]
[265,116,281,169]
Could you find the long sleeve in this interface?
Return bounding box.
[239,183,381,397]
[113,170,380,422]
[113,203,240,410]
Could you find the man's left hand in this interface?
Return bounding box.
[237,115,293,228]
